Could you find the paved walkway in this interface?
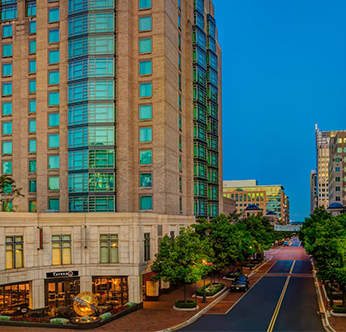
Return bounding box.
[3,245,330,332]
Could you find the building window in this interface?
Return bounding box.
[139,83,152,97]
[139,149,152,164]
[48,8,59,22]
[29,100,36,113]
[100,234,119,263]
[2,121,12,135]
[29,21,36,34]
[139,60,152,75]
[2,83,12,96]
[2,44,12,57]
[139,0,151,9]
[2,141,12,154]
[49,71,59,85]
[2,25,12,38]
[28,139,36,153]
[29,200,36,212]
[144,233,150,261]
[139,38,152,53]
[2,201,12,211]
[49,92,59,105]
[29,160,36,172]
[48,155,59,169]
[48,176,59,190]
[29,60,36,73]
[49,198,59,211]
[2,102,12,115]
[6,236,23,269]
[139,105,152,120]
[49,50,59,64]
[139,16,152,31]
[139,127,152,142]
[2,63,12,77]
[52,235,71,265]
[29,180,36,193]
[48,113,59,127]
[29,40,36,54]
[140,196,152,210]
[92,277,128,306]
[49,29,59,43]
[140,173,152,187]
[29,120,36,133]
[29,80,36,93]
[26,1,36,17]
[2,161,12,174]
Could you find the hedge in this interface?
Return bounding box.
[196,283,224,296]
[175,300,197,308]
[333,305,346,313]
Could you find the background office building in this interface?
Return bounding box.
[223,180,288,224]
[310,170,317,213]
[328,131,346,206]
[0,0,222,313]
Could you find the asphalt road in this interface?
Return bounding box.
[179,246,324,332]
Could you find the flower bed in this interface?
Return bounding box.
[333,305,346,313]
[196,283,224,297]
[10,317,50,323]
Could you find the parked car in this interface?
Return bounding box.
[230,275,249,292]
[283,241,289,246]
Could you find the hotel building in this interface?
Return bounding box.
[0,0,222,313]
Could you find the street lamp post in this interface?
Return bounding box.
[202,259,207,303]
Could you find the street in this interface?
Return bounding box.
[179,238,324,332]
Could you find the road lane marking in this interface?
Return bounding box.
[289,260,296,274]
[266,276,291,332]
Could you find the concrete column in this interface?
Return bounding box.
[31,279,45,309]
[128,275,142,303]
[80,275,92,293]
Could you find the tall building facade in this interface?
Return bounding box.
[0,0,222,313]
[328,132,346,206]
[310,169,317,213]
[223,180,288,223]
[315,124,337,209]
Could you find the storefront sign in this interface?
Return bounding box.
[46,271,78,278]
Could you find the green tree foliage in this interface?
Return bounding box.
[151,226,212,303]
[0,175,23,211]
[300,210,346,306]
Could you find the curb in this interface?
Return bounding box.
[158,259,270,332]
[158,288,230,332]
[311,259,336,332]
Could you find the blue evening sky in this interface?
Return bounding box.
[214,0,346,221]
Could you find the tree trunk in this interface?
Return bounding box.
[184,283,187,303]
[342,284,346,307]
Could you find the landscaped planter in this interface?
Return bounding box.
[0,303,142,330]
[173,300,199,311]
[224,272,241,280]
[194,283,226,299]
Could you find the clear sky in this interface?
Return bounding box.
[213,0,346,221]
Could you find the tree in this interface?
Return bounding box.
[0,175,23,211]
[151,227,212,303]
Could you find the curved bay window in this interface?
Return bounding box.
[0,282,29,313]
[92,277,128,307]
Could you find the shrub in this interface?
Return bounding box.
[126,302,135,308]
[0,316,11,321]
[325,284,344,300]
[99,312,112,320]
[225,272,241,279]
[175,300,197,308]
[196,283,224,296]
[333,305,346,313]
[10,317,50,323]
[243,263,256,268]
[50,318,69,325]
[110,305,127,315]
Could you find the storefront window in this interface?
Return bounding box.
[92,277,128,307]
[0,282,29,312]
[6,236,23,269]
[45,279,80,309]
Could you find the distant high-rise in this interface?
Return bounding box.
[310,170,317,213]
[315,124,337,208]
